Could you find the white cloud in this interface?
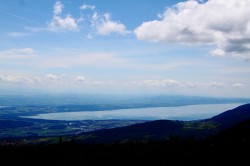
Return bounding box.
[76,75,87,82]
[75,75,105,86]
[48,1,78,31]
[210,48,225,57]
[1,72,246,96]
[134,0,250,60]
[92,80,105,85]
[39,53,125,68]
[0,73,107,87]
[0,74,41,84]
[232,83,245,88]
[53,1,63,15]
[48,15,78,31]
[80,4,95,10]
[46,74,61,81]
[201,82,225,88]
[133,79,225,88]
[0,75,4,81]
[91,12,129,36]
[140,79,180,87]
[0,48,35,59]
[29,2,128,35]
[181,82,196,88]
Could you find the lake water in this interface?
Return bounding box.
[22,103,244,121]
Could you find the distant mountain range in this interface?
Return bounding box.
[0,94,249,107]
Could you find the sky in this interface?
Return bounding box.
[0,0,250,97]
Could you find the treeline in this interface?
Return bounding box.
[0,135,249,165]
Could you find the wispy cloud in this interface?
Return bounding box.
[53,1,63,15]
[0,74,41,84]
[38,53,125,68]
[0,7,33,23]
[79,4,95,10]
[0,48,35,60]
[7,32,30,38]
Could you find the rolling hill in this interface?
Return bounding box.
[75,120,183,143]
[209,103,250,128]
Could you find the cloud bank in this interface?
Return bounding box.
[134,0,250,60]
[0,74,106,86]
[134,79,227,88]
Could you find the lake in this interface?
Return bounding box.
[22,103,244,121]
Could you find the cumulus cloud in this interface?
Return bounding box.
[0,48,35,59]
[134,0,250,60]
[79,3,129,36]
[46,2,129,35]
[48,1,78,31]
[29,2,128,36]
[91,12,129,36]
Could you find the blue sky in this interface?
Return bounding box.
[0,0,250,97]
